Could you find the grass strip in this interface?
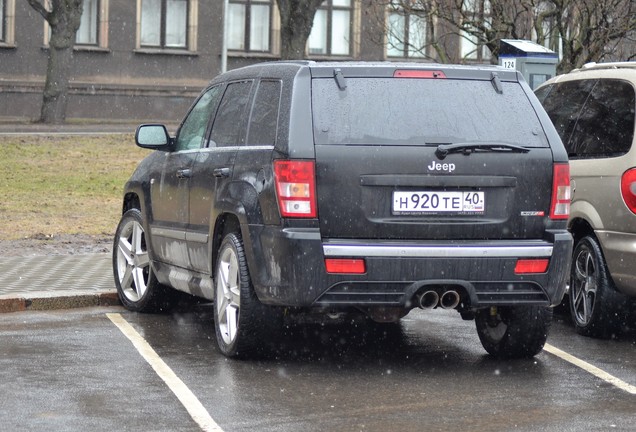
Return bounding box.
[0,134,149,240]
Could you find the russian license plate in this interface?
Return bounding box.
[393,191,485,214]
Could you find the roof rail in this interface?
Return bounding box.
[571,61,636,73]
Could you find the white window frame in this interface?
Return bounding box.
[0,0,15,47]
[75,0,108,47]
[227,0,275,53]
[459,0,491,63]
[43,0,109,50]
[308,0,357,58]
[136,0,198,52]
[386,0,428,59]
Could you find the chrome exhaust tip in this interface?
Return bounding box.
[418,290,440,309]
[439,290,460,309]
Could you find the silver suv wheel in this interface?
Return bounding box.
[569,236,626,338]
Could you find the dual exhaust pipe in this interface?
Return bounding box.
[417,290,460,310]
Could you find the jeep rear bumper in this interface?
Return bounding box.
[247,225,572,310]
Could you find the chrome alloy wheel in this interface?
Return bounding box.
[571,246,596,327]
[216,246,241,346]
[115,218,151,302]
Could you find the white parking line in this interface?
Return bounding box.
[544,343,636,395]
[107,313,224,432]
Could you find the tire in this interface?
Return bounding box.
[113,209,173,312]
[475,305,552,358]
[569,235,626,338]
[213,232,282,358]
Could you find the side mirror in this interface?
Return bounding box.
[135,124,173,150]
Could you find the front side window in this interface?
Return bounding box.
[76,0,99,45]
[175,86,223,151]
[386,1,427,58]
[141,0,188,48]
[308,0,352,56]
[228,0,272,52]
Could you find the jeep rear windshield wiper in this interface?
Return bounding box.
[435,142,530,159]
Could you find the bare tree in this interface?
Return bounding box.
[275,0,324,59]
[549,0,636,72]
[25,0,83,124]
[366,0,636,72]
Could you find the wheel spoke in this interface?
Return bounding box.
[132,222,144,255]
[132,266,147,298]
[117,236,134,264]
[120,263,134,289]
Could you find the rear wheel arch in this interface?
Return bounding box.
[568,217,595,245]
[211,213,241,274]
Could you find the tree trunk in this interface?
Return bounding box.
[276,0,324,60]
[40,37,74,124]
[25,0,83,124]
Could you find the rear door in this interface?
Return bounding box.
[187,80,254,273]
[311,67,554,241]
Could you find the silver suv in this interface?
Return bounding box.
[536,62,636,338]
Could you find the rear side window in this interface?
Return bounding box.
[311,78,548,147]
[210,81,253,147]
[568,79,635,158]
[537,79,596,149]
[246,80,282,146]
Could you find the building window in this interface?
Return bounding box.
[460,30,490,61]
[0,0,4,42]
[43,0,109,49]
[228,0,273,52]
[76,0,99,45]
[386,1,427,58]
[459,0,491,62]
[140,0,189,49]
[0,0,15,46]
[308,0,352,56]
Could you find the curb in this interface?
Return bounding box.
[0,290,120,313]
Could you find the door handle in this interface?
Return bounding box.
[213,167,232,178]
[176,169,192,179]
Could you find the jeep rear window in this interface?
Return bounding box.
[311,78,548,147]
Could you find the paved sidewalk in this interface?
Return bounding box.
[0,253,120,313]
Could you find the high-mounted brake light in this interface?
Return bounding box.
[393,70,447,79]
[325,258,366,274]
[621,168,636,215]
[550,163,571,220]
[273,160,317,218]
[514,259,549,274]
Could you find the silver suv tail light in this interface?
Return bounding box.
[621,168,636,214]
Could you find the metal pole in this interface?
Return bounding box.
[221,0,228,73]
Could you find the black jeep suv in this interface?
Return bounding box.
[113,61,573,358]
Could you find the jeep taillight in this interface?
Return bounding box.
[273,160,317,218]
[621,168,636,214]
[550,163,571,220]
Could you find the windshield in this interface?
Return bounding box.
[311,77,548,147]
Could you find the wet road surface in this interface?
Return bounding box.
[1,306,634,431]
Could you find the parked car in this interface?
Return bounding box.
[113,61,572,358]
[535,62,636,338]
